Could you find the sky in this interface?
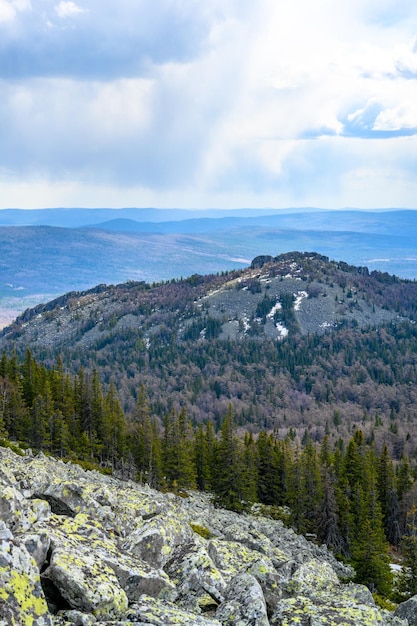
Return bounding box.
[1,0,417,210]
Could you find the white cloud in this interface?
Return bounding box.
[0,1,15,22]
[55,1,86,18]
[0,0,417,208]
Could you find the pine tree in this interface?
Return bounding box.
[194,423,211,491]
[163,407,196,489]
[242,432,258,504]
[130,386,149,471]
[350,479,393,597]
[102,382,127,468]
[397,506,417,600]
[214,404,246,511]
[378,445,401,546]
[30,386,53,452]
[257,431,278,504]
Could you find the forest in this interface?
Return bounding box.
[3,252,417,462]
[2,349,417,603]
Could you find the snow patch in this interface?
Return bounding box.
[267,302,282,319]
[294,291,308,311]
[276,323,288,338]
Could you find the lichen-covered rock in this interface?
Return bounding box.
[216,572,270,626]
[0,445,407,626]
[164,540,226,612]
[122,508,193,568]
[41,544,128,618]
[0,485,51,534]
[246,557,282,615]
[285,558,340,596]
[37,512,176,612]
[271,595,405,625]
[0,485,24,528]
[271,560,404,626]
[0,533,53,626]
[56,609,98,625]
[22,532,51,569]
[0,521,13,541]
[394,596,417,624]
[208,538,280,583]
[127,594,222,625]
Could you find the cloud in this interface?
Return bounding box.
[0,1,219,80]
[0,0,417,209]
[0,2,15,22]
[55,1,86,18]
[0,0,30,22]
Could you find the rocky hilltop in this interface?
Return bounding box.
[1,444,413,626]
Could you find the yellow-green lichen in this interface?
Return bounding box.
[190,523,211,539]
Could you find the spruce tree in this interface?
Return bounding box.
[214,404,246,511]
[378,445,401,546]
[397,506,417,600]
[257,431,278,504]
[163,407,196,489]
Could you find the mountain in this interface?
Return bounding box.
[1,208,417,330]
[0,207,291,227]
[2,251,417,458]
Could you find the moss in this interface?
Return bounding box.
[0,439,25,456]
[190,523,211,540]
[373,593,397,612]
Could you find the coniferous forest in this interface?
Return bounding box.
[2,348,417,602]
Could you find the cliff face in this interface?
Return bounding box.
[0,445,408,625]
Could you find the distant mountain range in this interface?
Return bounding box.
[0,208,416,327]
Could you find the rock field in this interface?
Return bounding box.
[0,445,413,625]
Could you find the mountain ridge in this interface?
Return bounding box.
[2,251,417,458]
[1,209,417,329]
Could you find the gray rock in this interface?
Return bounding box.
[0,534,53,625]
[0,520,13,541]
[271,559,403,625]
[246,557,283,615]
[56,609,97,625]
[127,594,222,625]
[122,507,193,568]
[22,532,51,569]
[164,540,227,612]
[395,595,417,624]
[216,572,269,626]
[0,445,407,626]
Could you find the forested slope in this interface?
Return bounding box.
[2,252,417,458]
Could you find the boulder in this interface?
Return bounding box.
[37,513,176,610]
[122,507,193,568]
[246,557,282,615]
[216,572,270,626]
[41,544,128,618]
[0,533,52,626]
[395,596,417,624]
[164,540,226,612]
[271,559,403,626]
[22,532,51,569]
[126,594,222,625]
[208,538,278,582]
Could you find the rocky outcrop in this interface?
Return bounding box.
[0,445,408,625]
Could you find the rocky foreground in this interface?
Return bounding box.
[0,445,415,625]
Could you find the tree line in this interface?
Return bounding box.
[2,349,417,600]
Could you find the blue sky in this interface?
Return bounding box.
[0,0,417,209]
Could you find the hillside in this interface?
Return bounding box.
[1,209,417,330]
[2,252,417,457]
[2,444,409,626]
